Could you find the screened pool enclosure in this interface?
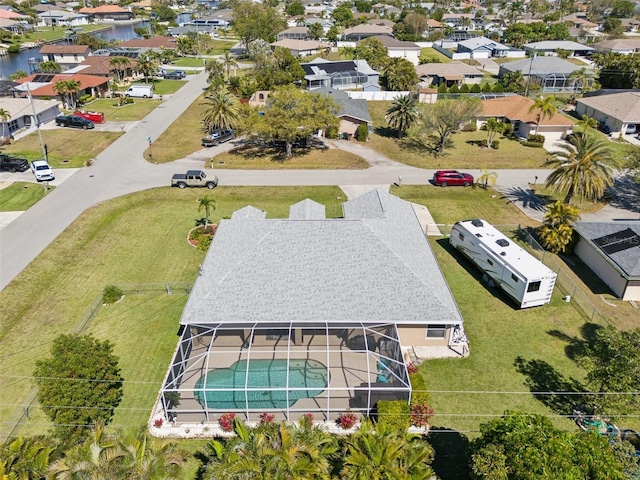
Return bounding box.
[160,322,411,424]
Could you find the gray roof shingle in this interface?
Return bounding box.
[574,222,640,278]
[180,190,464,326]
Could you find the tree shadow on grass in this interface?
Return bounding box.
[228,144,323,164]
[374,125,399,139]
[514,357,587,414]
[436,238,519,310]
[427,427,471,480]
[399,135,451,159]
[548,322,603,361]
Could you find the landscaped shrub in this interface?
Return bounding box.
[219,412,236,432]
[481,82,493,93]
[470,83,482,93]
[527,134,545,144]
[502,123,514,136]
[461,121,477,132]
[459,83,470,93]
[438,83,448,93]
[189,225,217,251]
[492,140,500,149]
[102,285,123,304]
[409,372,429,405]
[300,413,314,429]
[78,94,93,104]
[325,124,338,139]
[337,411,358,429]
[411,403,434,428]
[406,362,418,374]
[480,139,488,148]
[377,400,410,431]
[154,418,163,428]
[522,141,544,148]
[260,412,275,425]
[448,84,460,93]
[355,124,369,142]
[492,83,505,93]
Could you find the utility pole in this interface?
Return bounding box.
[25,83,48,161]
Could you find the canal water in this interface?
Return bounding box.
[0,13,193,78]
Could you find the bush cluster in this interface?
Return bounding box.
[102,285,123,304]
[527,134,546,144]
[377,400,411,431]
[337,411,358,429]
[522,140,545,148]
[355,124,369,142]
[219,412,236,432]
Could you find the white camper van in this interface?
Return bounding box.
[125,84,154,98]
[450,219,557,308]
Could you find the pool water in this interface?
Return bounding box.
[194,359,328,409]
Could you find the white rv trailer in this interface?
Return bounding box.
[450,219,557,308]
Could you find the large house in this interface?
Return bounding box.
[592,38,640,55]
[39,44,92,68]
[522,40,594,57]
[575,91,640,138]
[359,35,421,66]
[498,56,594,93]
[301,58,380,91]
[342,23,393,41]
[0,97,61,135]
[13,73,111,100]
[156,190,468,427]
[77,5,133,20]
[456,36,525,59]
[573,222,640,301]
[416,61,484,87]
[37,10,88,28]
[315,87,372,137]
[478,95,575,142]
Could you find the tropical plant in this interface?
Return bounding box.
[575,114,598,137]
[383,57,419,91]
[201,86,240,133]
[0,436,55,479]
[528,95,557,135]
[221,50,238,80]
[198,195,216,230]
[569,67,596,94]
[135,55,159,84]
[108,56,130,83]
[0,108,10,140]
[52,79,82,110]
[500,70,525,92]
[118,425,186,478]
[39,60,62,73]
[538,201,580,253]
[386,94,418,137]
[544,133,619,204]
[485,117,505,149]
[477,169,498,189]
[205,59,225,87]
[9,70,27,81]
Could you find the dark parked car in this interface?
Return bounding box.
[432,170,474,187]
[55,115,95,129]
[0,153,30,173]
[163,70,186,80]
[202,129,234,147]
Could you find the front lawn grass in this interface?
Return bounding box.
[132,79,186,95]
[144,94,207,163]
[0,182,54,211]
[367,101,549,169]
[211,145,369,169]
[3,130,121,168]
[420,48,451,63]
[0,186,345,435]
[171,57,208,67]
[73,98,160,122]
[528,183,606,215]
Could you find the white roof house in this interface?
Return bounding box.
[457,36,525,59]
[159,190,467,427]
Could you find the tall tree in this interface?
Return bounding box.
[255,85,339,157]
[593,52,640,89]
[538,201,580,253]
[528,95,557,135]
[39,61,62,73]
[383,58,418,91]
[0,108,11,140]
[575,114,598,137]
[232,1,285,47]
[385,94,418,137]
[221,50,238,80]
[354,37,389,71]
[500,70,525,92]
[34,334,124,443]
[202,86,240,133]
[544,133,619,204]
[568,67,596,95]
[205,59,225,87]
[410,97,482,153]
[52,80,82,110]
[198,195,216,230]
[108,56,130,83]
[135,53,159,84]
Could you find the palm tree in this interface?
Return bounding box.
[53,80,82,110]
[201,86,240,133]
[205,59,225,87]
[538,201,580,253]
[118,426,185,479]
[478,169,498,189]
[109,56,130,83]
[569,67,594,95]
[575,114,598,138]
[221,50,238,81]
[136,56,158,84]
[386,94,418,138]
[39,60,62,73]
[528,95,557,135]
[544,133,619,204]
[198,195,216,229]
[0,108,11,140]
[0,435,55,479]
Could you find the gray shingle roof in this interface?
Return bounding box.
[576,92,640,123]
[574,222,640,278]
[289,199,326,220]
[180,190,464,326]
[314,87,372,123]
[499,56,583,76]
[523,40,594,51]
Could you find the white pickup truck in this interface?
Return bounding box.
[171,170,219,189]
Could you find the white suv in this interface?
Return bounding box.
[31,160,55,182]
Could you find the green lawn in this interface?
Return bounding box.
[211,145,369,169]
[17,24,107,45]
[72,98,160,122]
[172,57,208,68]
[420,48,451,63]
[0,182,54,211]
[116,79,186,96]
[0,186,345,436]
[3,130,122,168]
[367,101,549,169]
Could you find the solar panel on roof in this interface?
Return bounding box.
[33,74,55,82]
[593,228,640,255]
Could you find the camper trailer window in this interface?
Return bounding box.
[458,233,464,241]
[511,273,519,282]
[527,281,541,292]
[426,325,446,338]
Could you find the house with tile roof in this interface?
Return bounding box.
[13,73,111,100]
[65,55,138,80]
[478,95,575,142]
[314,87,372,136]
[78,5,132,20]
[573,222,640,301]
[359,35,421,65]
[39,44,91,68]
[415,61,484,87]
[575,91,640,138]
[342,23,393,41]
[498,56,594,93]
[157,190,468,428]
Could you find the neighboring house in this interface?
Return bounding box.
[415,61,484,87]
[564,13,599,33]
[359,35,420,66]
[157,190,468,427]
[498,56,593,93]
[277,26,310,41]
[37,10,88,28]
[426,18,444,30]
[39,44,92,68]
[456,36,525,58]
[191,15,230,28]
[248,90,269,108]
[66,55,137,80]
[575,91,640,138]
[118,36,177,50]
[13,73,111,100]
[168,25,217,37]
[441,13,479,31]
[77,5,133,20]
[573,222,640,301]
[301,58,380,91]
[0,17,30,34]
[522,40,594,57]
[619,18,640,33]
[592,38,640,55]
[342,23,393,41]
[367,18,395,27]
[478,95,575,141]
[315,86,373,136]
[305,17,333,32]
[270,39,330,57]
[0,97,61,133]
[0,80,19,97]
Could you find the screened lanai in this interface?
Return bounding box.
[161,322,410,423]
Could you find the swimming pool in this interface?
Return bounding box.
[194,359,328,410]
